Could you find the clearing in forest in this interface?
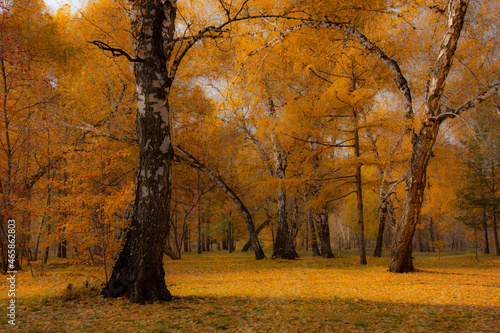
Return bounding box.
[1,251,499,332]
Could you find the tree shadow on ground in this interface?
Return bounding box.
[18,294,500,332]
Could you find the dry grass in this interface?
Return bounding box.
[1,250,499,332]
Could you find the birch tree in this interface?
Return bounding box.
[98,0,265,303]
[388,0,500,272]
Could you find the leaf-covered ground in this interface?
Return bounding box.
[2,251,499,332]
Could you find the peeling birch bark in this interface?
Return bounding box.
[101,0,177,303]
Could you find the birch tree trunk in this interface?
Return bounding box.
[389,0,469,272]
[101,0,176,303]
[389,123,440,271]
[268,101,296,259]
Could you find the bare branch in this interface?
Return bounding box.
[60,119,137,144]
[385,176,406,199]
[287,134,355,148]
[237,121,275,177]
[25,156,64,191]
[327,190,357,203]
[88,41,145,63]
[438,83,500,122]
[308,67,334,84]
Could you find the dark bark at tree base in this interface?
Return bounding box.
[101,266,172,304]
[164,246,181,260]
[272,248,299,259]
[388,252,414,273]
[272,188,296,260]
[268,98,296,260]
[314,207,334,258]
[101,230,172,304]
[321,251,334,258]
[373,223,385,257]
[311,241,320,257]
[374,187,390,257]
[240,240,252,252]
[308,210,320,257]
[374,196,396,257]
[355,164,367,265]
[482,208,489,254]
[100,1,176,301]
[272,225,298,259]
[492,207,500,255]
[57,239,67,258]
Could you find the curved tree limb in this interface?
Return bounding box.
[438,83,500,122]
[174,145,265,260]
[88,41,145,63]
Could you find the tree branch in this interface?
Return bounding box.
[88,41,145,63]
[60,119,137,144]
[287,134,355,148]
[438,83,500,122]
[327,190,357,203]
[25,156,64,192]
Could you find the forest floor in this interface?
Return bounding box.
[1,250,499,332]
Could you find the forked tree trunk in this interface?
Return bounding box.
[322,0,500,272]
[273,187,296,259]
[374,178,397,257]
[101,0,176,303]
[313,206,334,258]
[386,0,497,269]
[241,218,270,252]
[268,100,296,259]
